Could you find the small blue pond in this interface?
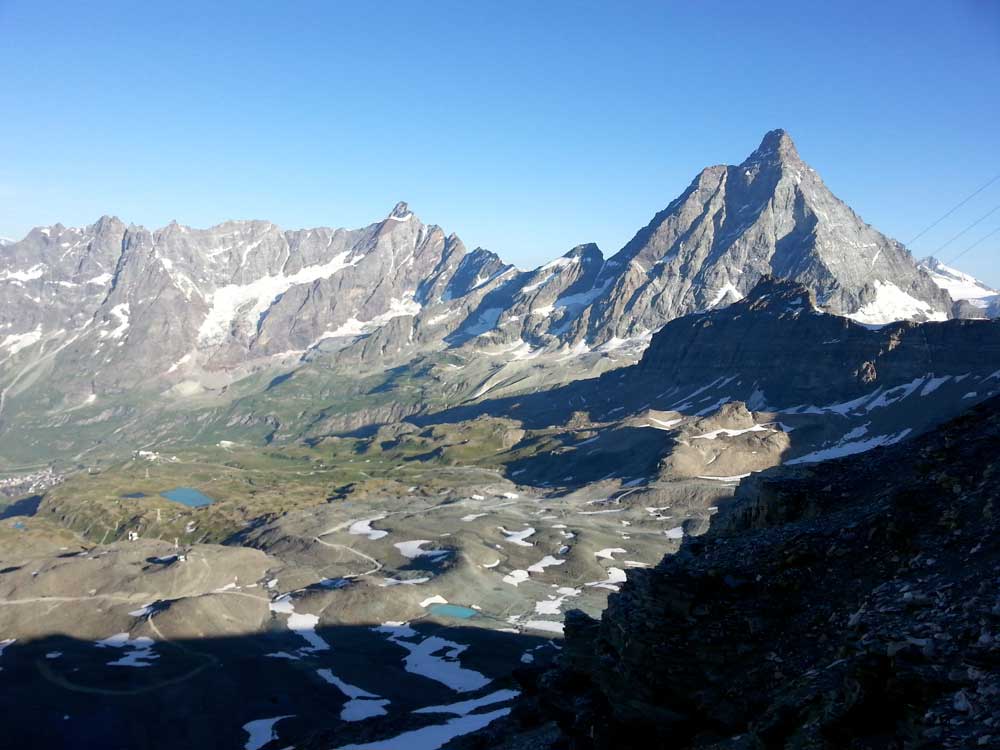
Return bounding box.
[159,487,216,508]
[121,492,147,499]
[428,604,478,620]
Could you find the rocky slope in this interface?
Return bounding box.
[421,277,1000,476]
[458,129,954,352]
[565,129,952,343]
[633,276,1000,409]
[487,395,1000,749]
[0,203,511,394]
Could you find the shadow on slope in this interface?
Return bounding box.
[494,394,1000,750]
[0,493,43,519]
[500,425,678,488]
[0,621,551,750]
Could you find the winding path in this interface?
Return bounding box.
[311,537,384,577]
[1,589,267,696]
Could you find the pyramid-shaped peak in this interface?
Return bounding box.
[744,129,800,165]
[564,242,604,262]
[388,201,413,220]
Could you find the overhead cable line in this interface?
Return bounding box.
[906,172,1000,246]
[934,204,1000,256]
[949,224,1000,264]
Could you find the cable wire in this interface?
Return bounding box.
[935,204,1000,257]
[949,225,1000,264]
[907,172,1000,246]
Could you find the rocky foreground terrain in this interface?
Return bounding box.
[475,395,1000,749]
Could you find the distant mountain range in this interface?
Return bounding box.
[417,275,1000,484]
[919,256,999,318]
[0,130,993,463]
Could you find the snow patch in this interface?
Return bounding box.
[198,252,359,346]
[534,586,581,616]
[522,620,565,634]
[921,258,998,301]
[502,569,530,586]
[498,526,535,547]
[691,424,773,440]
[0,264,45,282]
[0,325,43,356]
[317,669,390,721]
[166,352,194,374]
[846,281,947,325]
[526,555,565,574]
[243,715,293,750]
[94,633,158,667]
[787,428,913,465]
[312,295,421,345]
[464,307,503,337]
[375,623,490,692]
[99,303,130,340]
[348,516,389,541]
[269,594,330,652]
[595,548,626,560]
[414,688,519,716]
[709,282,743,308]
[333,707,511,750]
[394,540,448,560]
[585,567,627,591]
[85,272,113,286]
[647,417,683,430]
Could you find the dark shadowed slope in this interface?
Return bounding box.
[488,394,1000,749]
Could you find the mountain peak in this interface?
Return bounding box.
[93,215,126,232]
[744,128,800,165]
[918,256,999,303]
[564,242,604,262]
[388,201,413,221]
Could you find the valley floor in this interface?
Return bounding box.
[0,440,730,749]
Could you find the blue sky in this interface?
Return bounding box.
[1,0,998,285]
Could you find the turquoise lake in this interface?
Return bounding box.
[428,604,478,619]
[159,487,216,507]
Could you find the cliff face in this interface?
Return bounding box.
[578,129,951,345]
[515,396,1000,749]
[635,276,1000,408]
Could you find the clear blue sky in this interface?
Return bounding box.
[1,0,998,285]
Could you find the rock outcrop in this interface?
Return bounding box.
[504,396,1000,749]
[634,276,1000,409]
